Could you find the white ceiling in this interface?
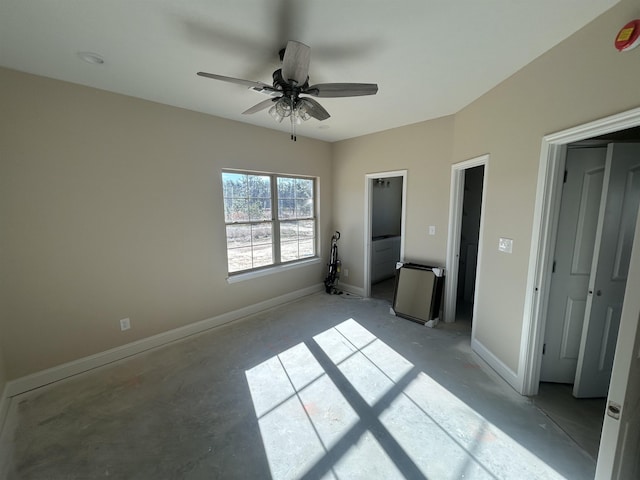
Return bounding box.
[0,0,618,142]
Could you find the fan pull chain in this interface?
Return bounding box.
[290,104,296,141]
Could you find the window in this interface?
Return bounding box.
[222,171,317,274]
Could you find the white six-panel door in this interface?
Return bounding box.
[540,147,606,383]
[574,143,640,398]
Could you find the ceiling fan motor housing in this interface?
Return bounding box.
[272,68,309,95]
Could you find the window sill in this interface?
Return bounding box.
[226,257,322,284]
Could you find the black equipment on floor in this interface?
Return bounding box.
[324,231,342,294]
[391,262,444,327]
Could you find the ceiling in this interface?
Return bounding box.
[0,0,619,142]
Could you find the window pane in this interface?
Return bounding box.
[226,224,251,249]
[252,223,273,268]
[222,173,249,223]
[222,172,248,198]
[296,178,313,199]
[299,220,315,239]
[279,220,315,262]
[226,223,274,272]
[223,173,271,223]
[279,198,296,220]
[280,221,298,242]
[296,198,313,218]
[228,246,252,273]
[249,175,271,197]
[224,197,248,223]
[298,239,315,258]
[252,223,272,246]
[277,177,295,199]
[280,241,299,262]
[223,173,249,222]
[252,242,273,268]
[278,177,314,220]
[281,239,315,262]
[248,198,272,221]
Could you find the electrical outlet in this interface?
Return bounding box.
[120,318,131,331]
[344,268,349,278]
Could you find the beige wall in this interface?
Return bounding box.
[453,0,640,371]
[0,68,332,379]
[332,117,455,289]
[3,0,640,386]
[333,0,640,373]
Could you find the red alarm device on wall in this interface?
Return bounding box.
[614,19,640,51]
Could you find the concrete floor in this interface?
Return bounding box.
[376,280,605,463]
[0,292,597,479]
[532,383,605,460]
[371,277,396,304]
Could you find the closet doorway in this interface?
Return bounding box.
[445,155,488,326]
[364,170,407,300]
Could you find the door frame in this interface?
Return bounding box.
[363,170,408,298]
[520,106,640,396]
[444,155,489,325]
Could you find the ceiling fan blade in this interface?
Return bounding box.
[281,41,310,85]
[197,72,271,90]
[304,83,378,98]
[301,98,330,121]
[242,98,278,115]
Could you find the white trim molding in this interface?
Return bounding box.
[5,283,323,398]
[336,282,366,298]
[519,106,640,396]
[472,338,521,392]
[445,154,489,324]
[227,257,322,284]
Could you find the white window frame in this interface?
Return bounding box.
[222,170,319,280]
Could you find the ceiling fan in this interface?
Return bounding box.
[197,40,378,140]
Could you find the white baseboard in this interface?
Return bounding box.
[6,284,323,398]
[471,337,522,393]
[337,282,365,297]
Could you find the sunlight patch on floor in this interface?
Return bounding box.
[246,318,567,480]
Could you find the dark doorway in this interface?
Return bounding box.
[455,165,484,323]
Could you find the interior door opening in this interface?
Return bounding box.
[365,171,407,301]
[455,165,484,326]
[444,156,487,327]
[535,130,640,460]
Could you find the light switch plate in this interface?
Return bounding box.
[498,237,513,254]
[428,225,436,235]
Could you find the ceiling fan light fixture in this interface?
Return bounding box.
[268,104,285,123]
[275,98,292,117]
[268,97,314,139]
[295,100,312,122]
[270,97,312,125]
